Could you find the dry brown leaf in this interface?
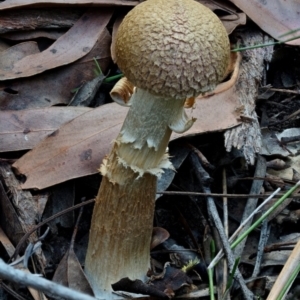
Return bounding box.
[0,27,111,110]
[0,107,91,152]
[13,104,128,189]
[199,0,246,34]
[0,0,137,10]
[229,0,300,45]
[53,248,94,295]
[0,9,113,80]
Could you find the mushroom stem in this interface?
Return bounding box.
[85,88,194,298]
[115,88,195,176]
[85,154,156,299]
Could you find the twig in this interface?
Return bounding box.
[157,190,300,198]
[189,153,253,300]
[261,86,300,95]
[0,259,97,300]
[11,198,94,261]
[233,155,266,258]
[208,187,281,269]
[222,168,229,300]
[252,220,270,277]
[206,197,253,300]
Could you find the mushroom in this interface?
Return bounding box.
[85,0,230,298]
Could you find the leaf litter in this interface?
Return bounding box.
[1,1,300,299]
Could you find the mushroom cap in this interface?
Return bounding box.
[115,0,230,100]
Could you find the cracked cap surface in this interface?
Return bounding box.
[115,0,230,100]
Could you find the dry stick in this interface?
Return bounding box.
[11,199,94,261]
[208,187,281,269]
[222,168,230,300]
[251,220,270,277]
[189,153,254,300]
[158,191,300,198]
[261,86,300,95]
[206,198,253,300]
[0,260,97,300]
[233,155,266,259]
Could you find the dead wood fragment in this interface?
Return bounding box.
[224,28,274,164]
[0,162,46,268]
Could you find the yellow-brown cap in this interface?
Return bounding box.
[115,0,230,100]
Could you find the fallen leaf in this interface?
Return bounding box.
[200,0,246,34]
[229,0,300,45]
[156,143,191,200]
[0,107,91,152]
[261,127,300,157]
[53,248,94,295]
[13,104,128,189]
[0,9,113,80]
[0,26,111,110]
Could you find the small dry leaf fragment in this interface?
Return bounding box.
[150,227,170,250]
[149,263,193,296]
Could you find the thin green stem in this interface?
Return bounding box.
[231,35,300,52]
[277,263,300,300]
[208,240,216,300]
[230,181,300,250]
[104,73,123,83]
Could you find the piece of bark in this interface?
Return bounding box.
[224,28,274,164]
[0,162,46,268]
